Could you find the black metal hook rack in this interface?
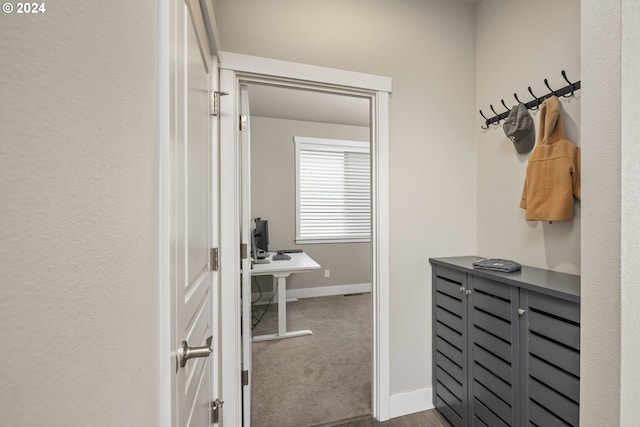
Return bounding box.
[479,70,581,129]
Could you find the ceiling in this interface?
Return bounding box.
[247,84,371,128]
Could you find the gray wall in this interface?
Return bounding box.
[250,116,371,291]
[0,1,159,425]
[217,0,478,395]
[4,1,637,424]
[475,0,581,275]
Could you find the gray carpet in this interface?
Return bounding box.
[251,293,372,427]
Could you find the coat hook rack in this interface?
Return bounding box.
[479,70,581,129]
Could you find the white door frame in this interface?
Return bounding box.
[218,52,392,425]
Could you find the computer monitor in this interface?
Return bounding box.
[253,218,269,253]
[251,228,265,261]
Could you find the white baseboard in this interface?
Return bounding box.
[389,387,434,419]
[251,282,371,302]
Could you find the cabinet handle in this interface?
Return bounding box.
[465,289,472,295]
[459,286,466,293]
[518,308,527,316]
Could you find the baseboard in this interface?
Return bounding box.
[389,387,434,419]
[252,283,371,302]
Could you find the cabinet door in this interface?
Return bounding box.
[520,290,580,427]
[433,266,468,427]
[468,276,520,427]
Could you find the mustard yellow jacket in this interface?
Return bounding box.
[520,96,581,221]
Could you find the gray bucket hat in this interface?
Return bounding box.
[503,103,535,154]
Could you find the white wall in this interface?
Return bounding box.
[476,0,581,275]
[250,116,371,290]
[620,1,640,424]
[216,0,478,395]
[581,0,640,425]
[0,2,160,426]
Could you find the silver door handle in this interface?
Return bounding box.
[177,336,212,368]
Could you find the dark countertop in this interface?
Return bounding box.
[429,256,580,303]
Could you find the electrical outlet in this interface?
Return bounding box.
[324,270,330,278]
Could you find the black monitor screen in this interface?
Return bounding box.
[254,218,269,252]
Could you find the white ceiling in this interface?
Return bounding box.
[247,84,370,128]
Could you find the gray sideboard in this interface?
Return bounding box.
[429,256,580,427]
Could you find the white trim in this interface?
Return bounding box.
[219,55,391,425]
[293,136,370,151]
[219,68,243,427]
[219,51,392,93]
[252,283,371,302]
[198,0,220,56]
[158,1,171,426]
[372,90,391,421]
[389,388,434,419]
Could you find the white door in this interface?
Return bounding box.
[240,85,253,426]
[170,0,217,425]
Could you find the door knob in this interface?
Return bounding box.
[177,336,213,368]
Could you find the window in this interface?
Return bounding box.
[294,136,371,244]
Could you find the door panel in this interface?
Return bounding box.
[172,0,214,426]
[468,277,519,427]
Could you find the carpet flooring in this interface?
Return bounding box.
[251,293,372,427]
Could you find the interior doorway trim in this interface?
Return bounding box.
[218,51,391,425]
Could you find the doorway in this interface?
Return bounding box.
[219,52,392,426]
[246,83,372,425]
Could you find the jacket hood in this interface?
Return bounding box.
[538,96,566,144]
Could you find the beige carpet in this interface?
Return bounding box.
[251,293,372,427]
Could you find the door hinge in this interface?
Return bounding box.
[240,243,248,260]
[211,398,223,424]
[241,369,249,386]
[239,114,248,131]
[210,247,219,271]
[210,91,228,117]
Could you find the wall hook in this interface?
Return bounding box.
[479,110,490,130]
[527,87,540,110]
[544,78,557,96]
[561,70,575,98]
[514,93,523,104]
[478,70,581,129]
[489,105,501,125]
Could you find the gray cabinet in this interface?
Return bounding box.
[430,256,580,427]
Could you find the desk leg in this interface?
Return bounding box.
[252,275,313,342]
[277,275,286,336]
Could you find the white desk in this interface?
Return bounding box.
[251,251,320,342]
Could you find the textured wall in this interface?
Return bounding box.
[216,0,478,395]
[250,116,371,291]
[475,0,581,274]
[620,1,640,424]
[581,0,622,425]
[0,1,160,426]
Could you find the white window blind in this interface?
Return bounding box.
[294,137,371,244]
